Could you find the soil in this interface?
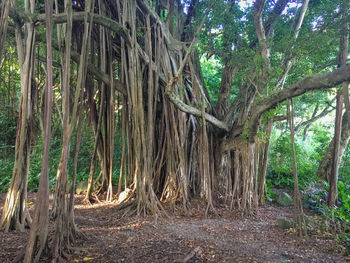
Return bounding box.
[0,192,349,263]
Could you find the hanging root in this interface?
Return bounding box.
[293,212,308,238]
[13,249,26,263]
[115,188,169,221]
[113,190,140,218]
[83,191,102,205]
[82,197,93,205]
[205,201,217,218]
[136,193,169,221]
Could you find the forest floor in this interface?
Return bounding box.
[0,192,349,263]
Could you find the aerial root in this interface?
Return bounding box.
[12,248,25,263]
[293,213,308,239]
[205,199,217,218]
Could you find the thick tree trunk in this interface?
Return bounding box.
[0,100,32,231]
[51,136,71,259]
[67,106,83,240]
[327,13,349,207]
[103,21,116,202]
[328,91,343,207]
[24,0,53,261]
[0,0,35,232]
[216,65,237,118]
[320,117,350,186]
[317,18,349,186]
[126,0,161,215]
[85,76,105,202]
[51,0,92,260]
[50,0,73,220]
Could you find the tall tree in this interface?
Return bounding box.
[1,0,36,232]
[328,7,349,206]
[24,0,53,261]
[51,0,93,259]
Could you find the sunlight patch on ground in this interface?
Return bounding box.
[79,221,148,232]
[74,201,117,210]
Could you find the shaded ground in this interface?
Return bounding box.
[0,193,349,262]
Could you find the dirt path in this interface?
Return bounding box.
[0,193,349,262]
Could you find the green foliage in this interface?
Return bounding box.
[338,181,350,223]
[0,120,125,193]
[267,130,320,189]
[340,145,350,184]
[200,56,222,103]
[67,125,94,183]
[266,102,350,252]
[0,111,17,158]
[315,202,350,253]
[0,158,14,192]
[28,134,62,191]
[265,185,277,202]
[240,121,250,140]
[305,181,350,254]
[311,124,333,161]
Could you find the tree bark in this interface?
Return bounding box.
[0,0,10,62]
[0,0,35,233]
[317,107,350,181]
[249,64,350,141]
[328,91,343,207]
[318,11,349,207]
[24,0,53,261]
[287,99,307,237]
[258,118,273,204]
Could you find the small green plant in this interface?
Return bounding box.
[302,180,350,255]
[265,185,277,202]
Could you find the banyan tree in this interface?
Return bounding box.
[0,0,350,261]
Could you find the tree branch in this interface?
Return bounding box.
[37,44,125,95]
[250,0,290,48]
[165,2,224,130]
[248,64,350,140]
[9,8,131,46]
[253,0,270,70]
[167,91,229,131]
[254,0,267,43]
[181,0,199,41]
[273,115,288,122]
[276,0,310,88]
[172,2,212,81]
[294,102,334,133]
